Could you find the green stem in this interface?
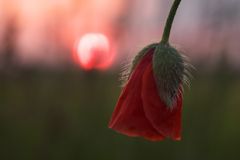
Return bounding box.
[161,0,182,44]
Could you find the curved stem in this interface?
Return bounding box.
[161,0,182,44]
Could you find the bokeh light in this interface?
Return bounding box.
[73,33,115,70]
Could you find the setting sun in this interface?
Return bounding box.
[73,33,115,70]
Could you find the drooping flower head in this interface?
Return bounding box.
[108,42,192,141]
[108,0,193,141]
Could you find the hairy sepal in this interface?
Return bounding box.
[153,43,191,108]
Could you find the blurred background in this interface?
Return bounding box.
[0,0,240,159]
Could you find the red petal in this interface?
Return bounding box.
[141,63,182,140]
[109,52,164,141]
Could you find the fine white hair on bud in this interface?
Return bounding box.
[119,41,193,109]
[120,43,158,87]
[153,43,192,108]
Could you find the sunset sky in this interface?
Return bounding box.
[0,0,240,69]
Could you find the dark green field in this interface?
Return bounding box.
[0,64,240,160]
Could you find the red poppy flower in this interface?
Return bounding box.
[109,43,190,141]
